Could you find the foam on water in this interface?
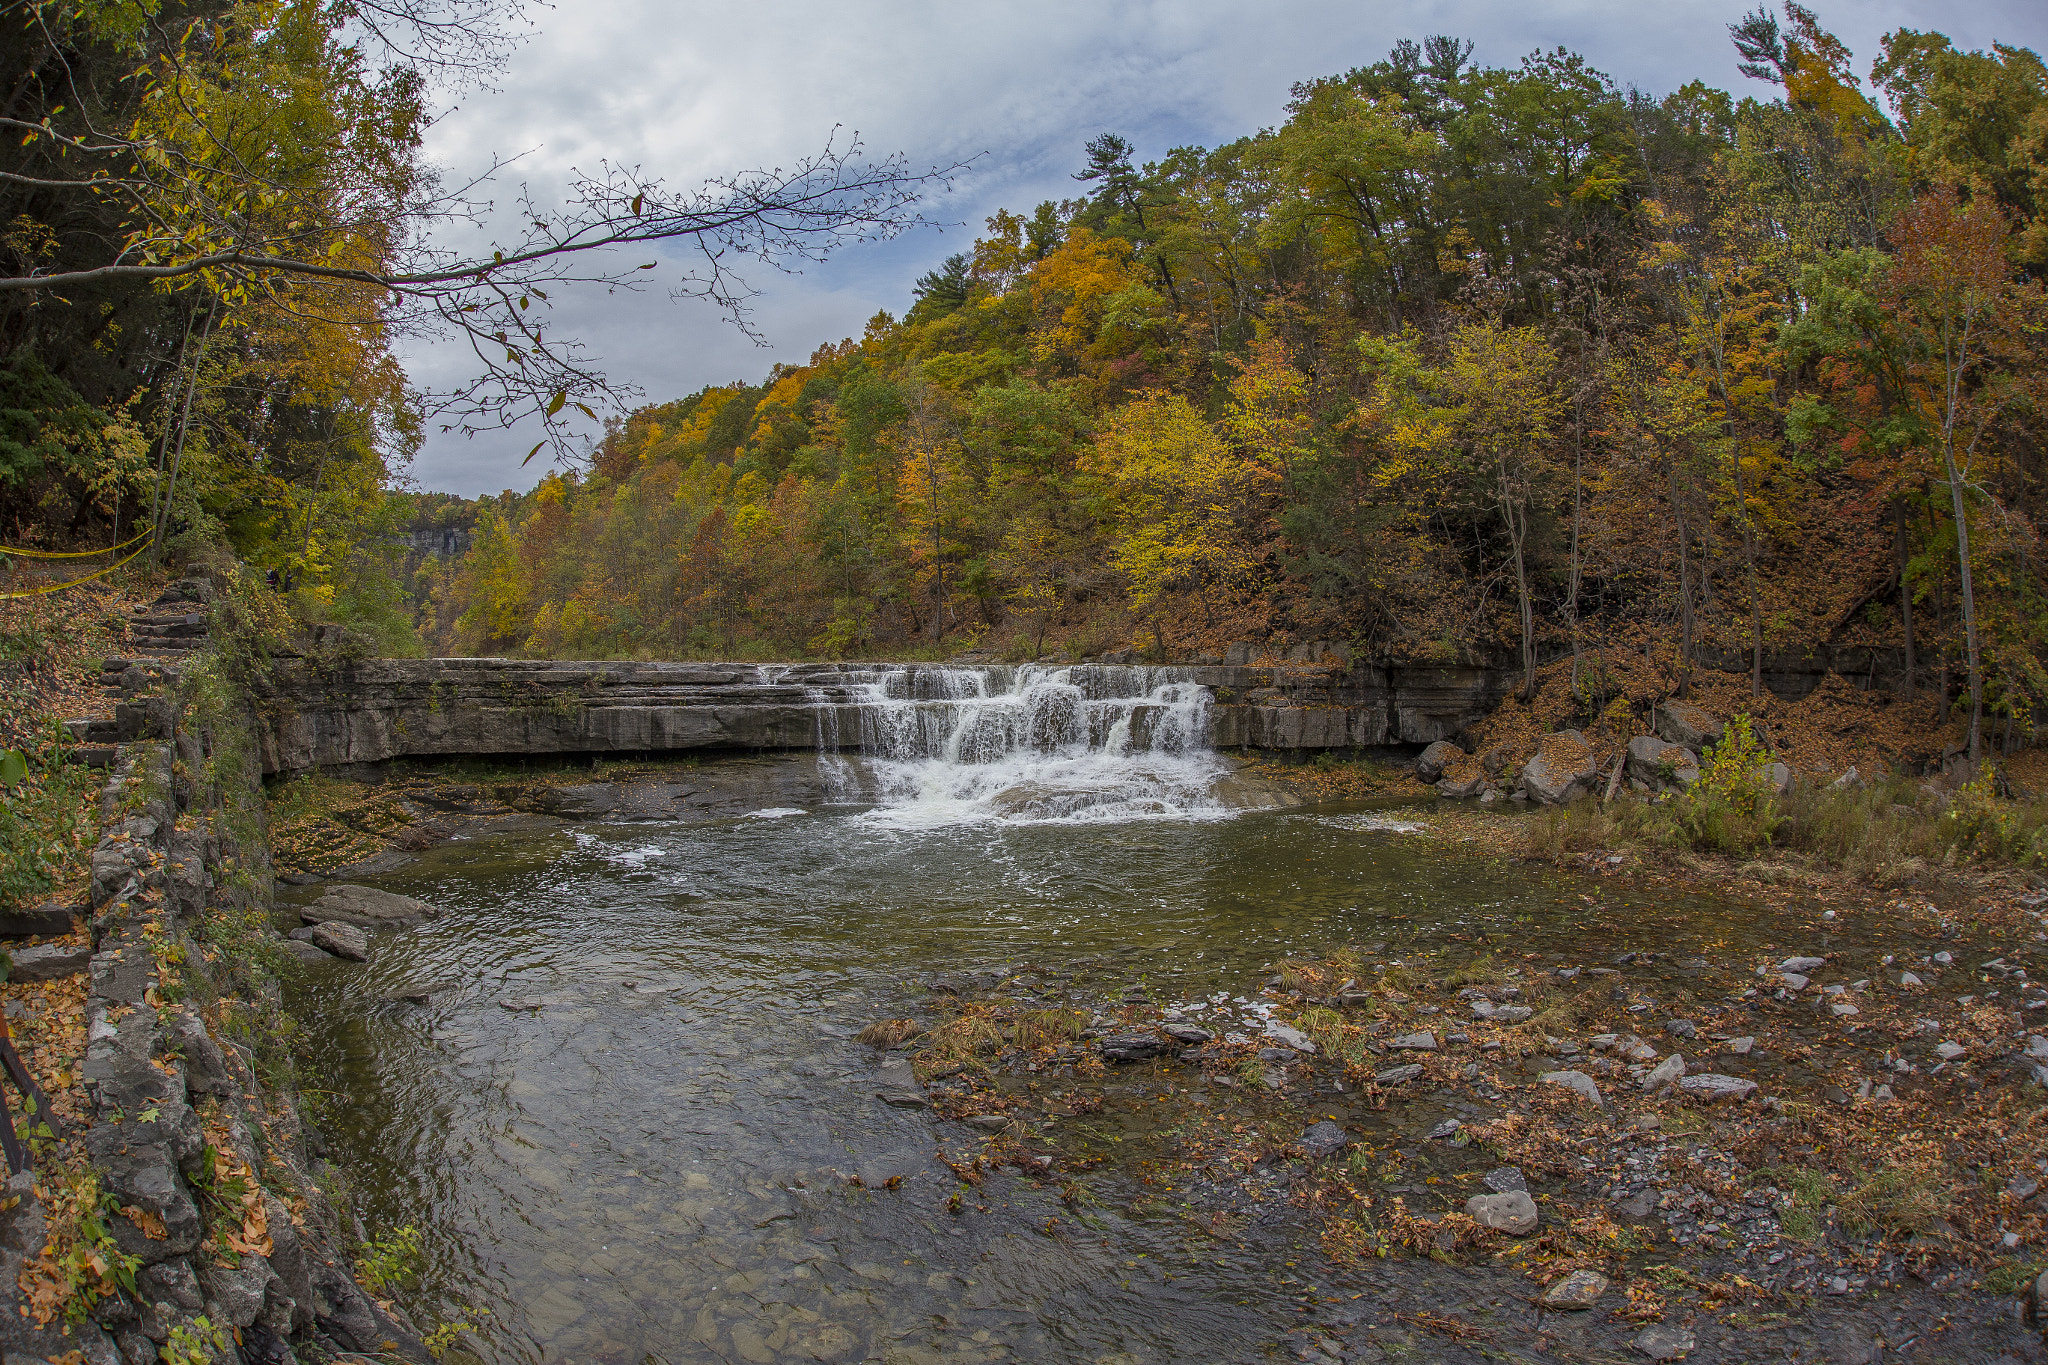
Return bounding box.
[815,665,1228,826]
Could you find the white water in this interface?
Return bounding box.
[812,665,1229,826]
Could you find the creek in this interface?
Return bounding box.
[280,666,1775,1364]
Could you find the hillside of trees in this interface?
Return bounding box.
[426,8,2048,754]
[5,4,2048,756]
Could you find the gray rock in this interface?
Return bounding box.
[1162,1023,1213,1044]
[1723,1036,1755,1055]
[1465,1190,1539,1234]
[1540,1070,1603,1105]
[1676,1074,1758,1102]
[1374,1064,1423,1085]
[301,884,439,928]
[963,1114,1011,1132]
[1415,740,1463,782]
[1634,1323,1697,1361]
[1829,765,1862,791]
[7,941,92,981]
[165,1012,234,1098]
[1781,956,1826,971]
[1625,735,1699,789]
[1489,1005,1533,1024]
[307,922,369,962]
[1663,1018,1697,1038]
[1934,1040,1966,1060]
[1098,1032,1171,1062]
[1298,1121,1350,1157]
[1390,1031,1437,1051]
[1780,972,1809,990]
[1653,700,1724,750]
[1263,1022,1317,1054]
[282,940,334,964]
[1436,771,1487,799]
[1764,762,1793,794]
[1482,1167,1527,1194]
[1540,1269,1608,1309]
[1519,734,1600,806]
[1641,1054,1687,1090]
[1427,1119,1462,1140]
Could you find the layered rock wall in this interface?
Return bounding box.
[1,678,427,1363]
[228,657,1515,773]
[100,647,1920,775]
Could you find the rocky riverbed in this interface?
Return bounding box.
[254,753,2048,1363]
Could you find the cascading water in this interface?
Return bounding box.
[814,665,1229,824]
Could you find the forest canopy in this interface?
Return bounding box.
[6,2,2048,760]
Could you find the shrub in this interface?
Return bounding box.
[1677,715,1781,853]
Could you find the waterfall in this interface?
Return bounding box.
[802,664,1227,824]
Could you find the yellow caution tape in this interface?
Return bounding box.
[0,542,151,599]
[0,526,153,560]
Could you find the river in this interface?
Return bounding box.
[279,666,1769,1364]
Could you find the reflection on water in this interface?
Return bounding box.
[286,787,1771,1363]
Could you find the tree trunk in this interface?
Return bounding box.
[1500,463,1536,703]
[1708,330,1764,698]
[1894,501,1915,702]
[1942,454,1985,762]
[1664,455,1696,698]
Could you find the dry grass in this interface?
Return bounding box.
[856,1018,921,1048]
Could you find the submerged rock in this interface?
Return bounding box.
[1298,1120,1350,1157]
[307,922,368,962]
[1098,1032,1171,1063]
[1541,1269,1609,1309]
[301,884,439,928]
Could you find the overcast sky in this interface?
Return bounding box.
[398,0,2048,497]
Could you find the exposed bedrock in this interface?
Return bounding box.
[214,649,1907,774]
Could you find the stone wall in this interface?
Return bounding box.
[1,679,427,1363]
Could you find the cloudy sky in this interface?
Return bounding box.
[400,0,2048,497]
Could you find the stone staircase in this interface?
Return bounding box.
[62,578,217,767]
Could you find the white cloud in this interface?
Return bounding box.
[399,0,2048,495]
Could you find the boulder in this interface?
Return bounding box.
[1519,732,1600,805]
[1764,762,1794,794]
[1390,1031,1437,1051]
[1653,700,1724,750]
[1465,1190,1539,1234]
[1641,1054,1686,1090]
[1676,1074,1758,1102]
[307,922,369,962]
[282,940,334,964]
[1374,1064,1423,1085]
[1540,1070,1604,1105]
[1415,740,1464,782]
[301,885,438,928]
[1435,770,1488,799]
[1625,735,1699,789]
